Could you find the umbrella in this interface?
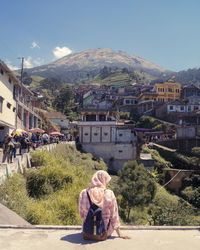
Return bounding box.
[29,128,45,133]
[49,131,62,135]
[12,128,27,136]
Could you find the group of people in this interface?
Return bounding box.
[1,131,71,164]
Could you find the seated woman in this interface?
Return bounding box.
[79,170,130,240]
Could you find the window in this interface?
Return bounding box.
[118,150,123,153]
[125,99,130,104]
[0,68,3,75]
[13,107,16,112]
[0,97,3,113]
[9,77,11,84]
[169,105,174,111]
[84,133,88,136]
[94,133,98,136]
[188,106,191,112]
[104,132,108,136]
[7,102,11,109]
[194,106,199,111]
[180,106,184,111]
[119,134,123,136]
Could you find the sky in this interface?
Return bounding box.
[1,0,200,72]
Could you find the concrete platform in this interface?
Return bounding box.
[0,226,199,250]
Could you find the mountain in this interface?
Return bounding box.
[25,48,169,83]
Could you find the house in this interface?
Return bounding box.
[44,111,69,134]
[78,108,137,171]
[154,79,181,102]
[155,100,200,124]
[181,84,200,103]
[0,60,42,142]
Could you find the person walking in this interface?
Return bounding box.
[10,135,18,163]
[2,136,14,163]
[79,170,130,240]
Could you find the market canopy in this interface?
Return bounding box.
[49,131,62,135]
[28,128,45,133]
[12,128,27,136]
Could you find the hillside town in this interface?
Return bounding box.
[1,58,200,171]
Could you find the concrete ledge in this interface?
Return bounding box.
[0,227,200,250]
[0,225,199,231]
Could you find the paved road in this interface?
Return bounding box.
[0,227,199,250]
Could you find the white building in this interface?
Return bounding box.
[0,60,42,142]
[78,109,137,171]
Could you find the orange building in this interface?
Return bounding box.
[154,79,181,102]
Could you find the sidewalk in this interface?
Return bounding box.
[0,226,199,250]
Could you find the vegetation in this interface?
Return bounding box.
[142,147,172,182]
[135,116,167,132]
[93,67,155,85]
[116,161,156,222]
[1,144,200,226]
[0,144,107,225]
[52,85,73,114]
[148,184,200,226]
[180,174,200,208]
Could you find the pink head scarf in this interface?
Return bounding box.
[88,170,111,208]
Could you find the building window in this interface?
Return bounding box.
[194,106,199,110]
[0,68,3,75]
[119,134,123,136]
[188,106,191,112]
[119,150,123,153]
[180,106,184,111]
[169,105,174,111]
[104,133,108,136]
[7,102,11,109]
[94,133,98,136]
[13,107,16,112]
[0,97,3,113]
[9,77,12,84]
[84,133,88,136]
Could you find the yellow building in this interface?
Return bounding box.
[154,79,181,102]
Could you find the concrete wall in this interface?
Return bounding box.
[82,143,137,171]
[177,127,196,138]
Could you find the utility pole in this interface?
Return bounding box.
[20,57,24,85]
[15,57,24,128]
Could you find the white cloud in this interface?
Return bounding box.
[5,60,19,71]
[33,57,44,66]
[24,57,33,68]
[53,46,72,59]
[31,41,40,49]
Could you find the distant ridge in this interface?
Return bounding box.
[25,48,169,83]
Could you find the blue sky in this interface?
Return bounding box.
[1,0,200,72]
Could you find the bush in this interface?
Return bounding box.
[148,184,200,226]
[0,174,31,219]
[117,161,156,222]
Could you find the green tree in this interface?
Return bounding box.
[40,78,63,95]
[53,86,73,113]
[117,161,156,222]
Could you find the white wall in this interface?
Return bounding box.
[0,71,16,129]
